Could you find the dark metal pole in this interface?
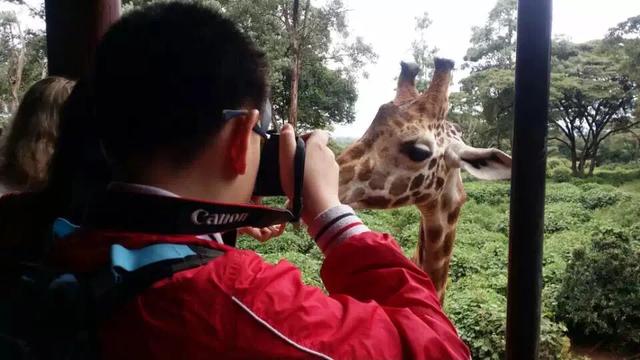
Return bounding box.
[45,0,121,79]
[506,0,552,358]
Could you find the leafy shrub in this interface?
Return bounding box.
[450,232,508,287]
[445,279,507,360]
[556,227,640,350]
[544,203,591,233]
[549,166,573,183]
[595,193,640,228]
[591,166,640,186]
[578,187,621,209]
[465,182,511,206]
[545,183,582,204]
[547,157,572,171]
[458,200,509,234]
[539,318,571,360]
[446,276,568,359]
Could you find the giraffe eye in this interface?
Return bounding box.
[400,142,432,162]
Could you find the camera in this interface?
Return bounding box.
[253,133,306,197]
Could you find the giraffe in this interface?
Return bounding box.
[336,58,512,302]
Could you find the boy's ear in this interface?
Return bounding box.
[444,142,512,180]
[227,110,259,176]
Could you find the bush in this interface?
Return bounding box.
[458,200,509,235]
[544,203,592,233]
[578,187,621,209]
[465,182,511,206]
[549,166,573,182]
[445,280,507,360]
[446,276,569,359]
[556,227,640,350]
[545,183,582,204]
[591,166,640,186]
[547,157,572,171]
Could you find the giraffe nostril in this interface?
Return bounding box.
[400,142,432,162]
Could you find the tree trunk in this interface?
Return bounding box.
[587,144,599,177]
[288,0,300,129]
[8,20,26,114]
[570,149,579,177]
[289,43,300,129]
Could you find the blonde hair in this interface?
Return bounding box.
[0,77,75,191]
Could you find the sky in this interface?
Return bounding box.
[2,0,640,137]
[332,0,640,138]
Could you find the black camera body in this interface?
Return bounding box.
[253,133,305,197]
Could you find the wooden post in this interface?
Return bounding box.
[45,0,121,79]
[506,0,552,358]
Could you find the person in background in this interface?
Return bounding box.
[0,77,75,195]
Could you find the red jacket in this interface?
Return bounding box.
[51,226,470,360]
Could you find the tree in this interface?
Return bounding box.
[463,0,517,72]
[606,15,640,121]
[218,0,376,131]
[0,11,27,115]
[0,2,46,132]
[549,39,638,177]
[447,92,494,149]
[410,12,437,92]
[457,0,517,150]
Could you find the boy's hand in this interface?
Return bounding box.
[279,124,341,224]
[239,224,286,242]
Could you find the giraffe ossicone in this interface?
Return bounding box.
[336,58,512,302]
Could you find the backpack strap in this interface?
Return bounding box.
[88,244,224,323]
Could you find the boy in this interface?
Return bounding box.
[53,3,470,359]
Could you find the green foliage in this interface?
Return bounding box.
[547,157,574,182]
[410,12,437,92]
[549,38,638,177]
[463,181,511,206]
[556,227,640,350]
[445,279,506,360]
[123,0,377,131]
[545,203,591,233]
[578,185,621,209]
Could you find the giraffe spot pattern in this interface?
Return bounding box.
[428,158,437,170]
[363,196,391,208]
[410,173,425,191]
[426,224,443,243]
[369,172,387,190]
[447,206,461,225]
[389,177,410,196]
[351,187,366,202]
[340,165,355,185]
[348,144,366,159]
[435,177,445,191]
[357,159,373,181]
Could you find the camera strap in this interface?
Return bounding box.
[82,191,300,236]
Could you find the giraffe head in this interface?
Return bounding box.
[337,58,512,209]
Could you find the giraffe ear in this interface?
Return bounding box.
[445,143,512,180]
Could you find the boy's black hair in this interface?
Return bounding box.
[94,2,268,173]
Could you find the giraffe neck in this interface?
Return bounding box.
[414,170,465,303]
